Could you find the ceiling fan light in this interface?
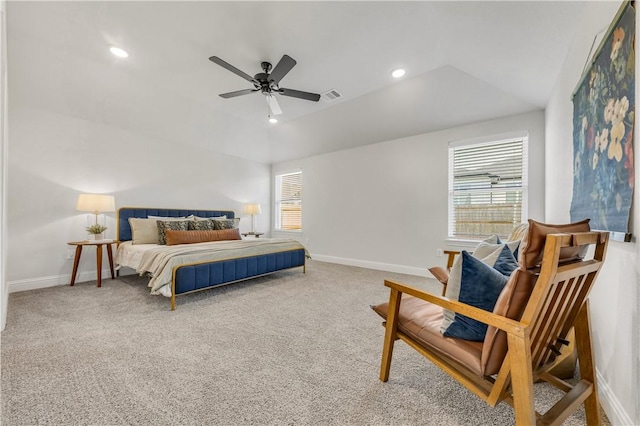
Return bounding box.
[269,117,278,124]
[109,46,129,58]
[391,68,405,78]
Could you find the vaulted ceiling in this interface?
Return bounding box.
[7,1,589,164]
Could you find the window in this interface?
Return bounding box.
[448,135,528,240]
[275,171,302,231]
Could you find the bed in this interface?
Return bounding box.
[116,207,307,310]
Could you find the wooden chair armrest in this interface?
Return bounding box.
[428,266,449,284]
[384,279,525,337]
[427,266,449,296]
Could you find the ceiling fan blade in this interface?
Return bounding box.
[265,95,283,115]
[209,56,258,84]
[268,55,297,85]
[278,88,321,102]
[219,89,258,99]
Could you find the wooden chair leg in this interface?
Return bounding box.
[380,288,401,382]
[507,333,536,426]
[575,301,601,426]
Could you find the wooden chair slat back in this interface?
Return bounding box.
[531,274,583,370]
[517,232,608,374]
[530,279,569,368]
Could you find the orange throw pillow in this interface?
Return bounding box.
[165,229,242,246]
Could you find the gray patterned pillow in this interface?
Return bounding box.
[212,218,239,230]
[188,220,216,231]
[157,220,191,245]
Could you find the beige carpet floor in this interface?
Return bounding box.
[1,260,609,425]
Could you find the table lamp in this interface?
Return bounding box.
[242,203,262,234]
[76,193,115,226]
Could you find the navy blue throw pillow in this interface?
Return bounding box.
[443,251,509,341]
[493,245,519,277]
[495,236,521,259]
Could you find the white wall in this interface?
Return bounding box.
[6,108,271,291]
[545,1,638,424]
[272,110,545,275]
[5,6,276,291]
[1,0,7,330]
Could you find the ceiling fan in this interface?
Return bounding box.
[208,54,321,116]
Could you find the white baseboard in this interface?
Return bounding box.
[10,258,424,292]
[597,368,634,425]
[9,256,425,292]
[8,269,119,293]
[310,253,428,277]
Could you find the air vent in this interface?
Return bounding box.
[321,89,343,102]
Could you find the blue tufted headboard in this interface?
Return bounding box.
[117,207,235,242]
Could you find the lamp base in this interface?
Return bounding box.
[251,215,257,234]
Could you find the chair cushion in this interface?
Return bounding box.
[371,296,484,376]
[481,268,536,375]
[518,219,590,268]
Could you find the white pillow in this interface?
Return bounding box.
[473,239,520,259]
[194,215,227,221]
[483,234,500,245]
[147,215,189,221]
[129,218,159,245]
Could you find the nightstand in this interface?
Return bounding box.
[241,232,264,238]
[67,240,117,287]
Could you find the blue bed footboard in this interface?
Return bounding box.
[171,249,306,309]
[117,207,306,310]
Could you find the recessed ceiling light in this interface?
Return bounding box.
[391,68,406,78]
[269,117,278,124]
[109,47,129,58]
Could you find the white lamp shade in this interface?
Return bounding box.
[76,194,116,213]
[242,203,262,215]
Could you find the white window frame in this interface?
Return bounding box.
[274,170,302,232]
[448,132,528,241]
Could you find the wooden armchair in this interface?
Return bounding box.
[372,228,608,425]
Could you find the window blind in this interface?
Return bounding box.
[276,171,302,230]
[448,137,528,239]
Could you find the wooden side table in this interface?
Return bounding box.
[67,240,117,287]
[241,232,264,238]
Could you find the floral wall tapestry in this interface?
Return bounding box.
[571,1,635,236]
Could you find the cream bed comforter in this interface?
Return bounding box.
[116,238,306,297]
